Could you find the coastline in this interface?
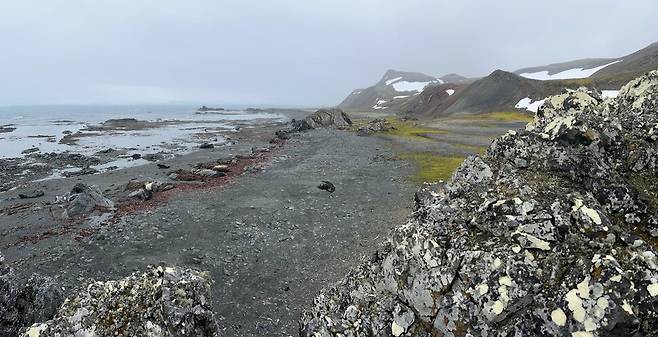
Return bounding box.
[1,108,528,336]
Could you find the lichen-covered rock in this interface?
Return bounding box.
[22,266,219,337]
[300,71,658,336]
[0,250,64,337]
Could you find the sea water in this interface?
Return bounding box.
[0,104,287,166]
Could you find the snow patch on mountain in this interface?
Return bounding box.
[446,89,455,96]
[372,99,388,110]
[519,60,622,80]
[392,81,436,92]
[515,97,545,112]
[385,77,403,85]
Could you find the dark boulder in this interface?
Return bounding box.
[293,109,353,131]
[18,190,45,199]
[318,181,336,193]
[64,183,114,218]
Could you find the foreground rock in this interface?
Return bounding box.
[0,250,63,337]
[293,108,353,131]
[22,266,220,337]
[300,72,658,336]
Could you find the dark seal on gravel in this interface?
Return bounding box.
[300,71,658,336]
[318,181,336,193]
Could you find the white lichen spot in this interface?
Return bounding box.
[524,250,535,262]
[499,276,512,287]
[525,233,551,250]
[391,321,404,336]
[577,277,591,299]
[565,289,586,322]
[583,318,597,332]
[423,251,439,268]
[165,267,176,274]
[476,283,489,295]
[493,258,502,269]
[610,274,622,282]
[648,283,658,297]
[25,323,47,337]
[512,245,521,253]
[622,300,634,315]
[596,297,609,310]
[551,308,567,326]
[572,199,602,225]
[491,300,505,315]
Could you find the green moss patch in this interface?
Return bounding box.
[398,152,465,183]
[383,118,448,141]
[460,111,534,123]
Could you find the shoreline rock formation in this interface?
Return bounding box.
[299,71,658,336]
[293,108,353,131]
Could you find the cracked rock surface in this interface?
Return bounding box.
[0,250,63,337]
[300,71,658,336]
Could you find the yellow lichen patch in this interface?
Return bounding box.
[397,152,465,183]
[460,111,535,123]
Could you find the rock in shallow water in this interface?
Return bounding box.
[21,265,219,337]
[299,71,658,336]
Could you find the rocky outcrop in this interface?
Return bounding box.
[293,109,353,131]
[21,266,219,337]
[0,250,64,337]
[357,119,394,136]
[300,71,658,336]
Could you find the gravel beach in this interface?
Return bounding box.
[1,123,418,336]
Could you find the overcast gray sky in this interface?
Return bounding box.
[1,0,656,106]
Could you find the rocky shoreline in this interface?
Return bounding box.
[1,108,421,336]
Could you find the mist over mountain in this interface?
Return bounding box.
[0,0,657,106]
